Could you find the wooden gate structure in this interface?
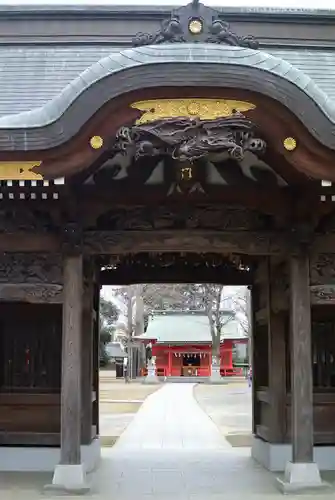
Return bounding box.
[1,0,335,492]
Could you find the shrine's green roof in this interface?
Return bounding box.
[142,311,241,344]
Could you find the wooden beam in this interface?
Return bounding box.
[100,266,252,285]
[0,230,334,255]
[0,233,60,253]
[84,230,290,255]
[0,283,62,303]
[77,185,292,218]
[290,251,313,463]
[60,254,83,465]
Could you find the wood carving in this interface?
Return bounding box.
[84,230,289,255]
[311,285,335,304]
[97,206,268,231]
[102,252,253,285]
[310,253,335,285]
[0,284,62,303]
[132,0,258,48]
[0,254,62,283]
[112,115,266,163]
[0,208,54,232]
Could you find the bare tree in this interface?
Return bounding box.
[230,287,251,336]
[196,284,234,379]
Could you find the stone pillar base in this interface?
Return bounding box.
[143,363,160,385]
[209,364,222,383]
[276,462,330,494]
[45,464,90,494]
[143,372,160,385]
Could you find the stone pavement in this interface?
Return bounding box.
[91,383,334,499]
[1,383,334,499]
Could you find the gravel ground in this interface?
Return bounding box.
[99,374,161,440]
[194,382,252,440]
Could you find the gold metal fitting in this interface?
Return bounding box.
[90,136,104,149]
[188,18,203,34]
[283,137,297,151]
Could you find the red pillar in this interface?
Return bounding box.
[168,348,172,376]
[228,343,233,368]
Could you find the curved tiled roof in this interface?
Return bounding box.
[0,43,335,150]
[0,45,334,117]
[142,312,241,344]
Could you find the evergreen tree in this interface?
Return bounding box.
[99,297,119,366]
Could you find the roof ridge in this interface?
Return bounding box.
[0,5,334,17]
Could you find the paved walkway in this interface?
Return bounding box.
[2,383,334,499]
[115,383,229,451]
[93,383,290,499]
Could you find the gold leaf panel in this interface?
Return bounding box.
[131,99,255,124]
[0,162,43,180]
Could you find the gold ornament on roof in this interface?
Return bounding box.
[0,161,43,180]
[188,18,203,34]
[283,137,297,151]
[131,99,255,124]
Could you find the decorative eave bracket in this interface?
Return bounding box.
[132,0,258,49]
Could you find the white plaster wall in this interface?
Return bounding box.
[0,437,100,472]
[252,436,335,471]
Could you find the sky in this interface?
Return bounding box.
[2,0,335,9]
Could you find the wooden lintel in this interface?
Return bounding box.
[0,283,62,303]
[100,267,252,285]
[0,233,60,253]
[84,230,290,255]
[77,185,291,218]
[0,230,334,255]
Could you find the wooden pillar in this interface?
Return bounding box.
[251,284,259,435]
[268,259,287,443]
[290,251,313,463]
[92,283,100,435]
[81,259,94,445]
[60,254,83,465]
[268,311,286,441]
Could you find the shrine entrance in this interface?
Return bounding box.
[0,0,335,494]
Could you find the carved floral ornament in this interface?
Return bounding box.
[112,98,266,164]
[131,99,255,124]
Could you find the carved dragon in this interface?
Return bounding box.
[112,114,266,163]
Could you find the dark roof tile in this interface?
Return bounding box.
[0,45,334,118]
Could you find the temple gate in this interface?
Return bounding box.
[0,0,334,494]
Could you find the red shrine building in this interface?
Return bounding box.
[139,310,248,377]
